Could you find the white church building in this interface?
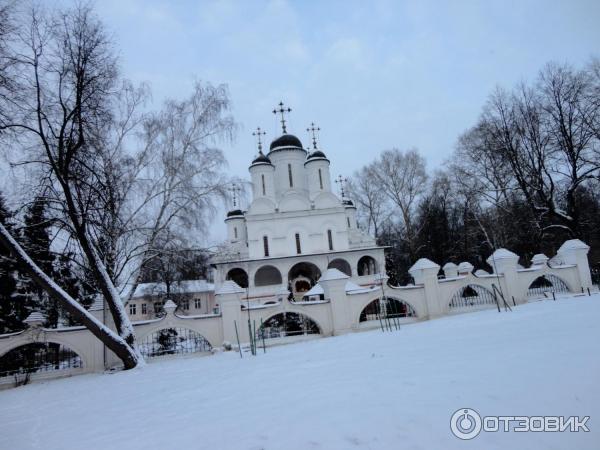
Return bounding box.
[211,112,385,305]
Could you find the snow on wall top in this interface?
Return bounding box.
[215,280,245,295]
[487,248,518,261]
[131,279,215,299]
[558,239,590,252]
[409,258,440,271]
[319,268,350,281]
[304,284,324,296]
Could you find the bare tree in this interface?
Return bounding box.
[370,148,428,258]
[0,4,142,368]
[347,164,389,237]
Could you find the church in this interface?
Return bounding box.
[211,103,387,303]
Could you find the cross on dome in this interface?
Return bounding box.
[335,175,348,198]
[307,122,320,150]
[252,127,266,152]
[272,101,292,134]
[229,184,241,208]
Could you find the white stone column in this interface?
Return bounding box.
[557,239,592,290]
[408,258,441,318]
[486,249,521,304]
[215,281,246,345]
[319,268,352,335]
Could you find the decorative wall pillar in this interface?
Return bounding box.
[408,258,441,318]
[557,240,592,290]
[319,268,352,334]
[215,281,246,345]
[486,249,521,304]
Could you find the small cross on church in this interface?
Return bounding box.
[273,101,292,133]
[335,175,348,198]
[307,122,320,150]
[229,184,241,209]
[252,127,266,152]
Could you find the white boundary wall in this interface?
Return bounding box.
[0,239,594,387]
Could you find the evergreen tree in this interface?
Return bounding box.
[0,194,30,333]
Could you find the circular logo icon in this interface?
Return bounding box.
[450,408,482,440]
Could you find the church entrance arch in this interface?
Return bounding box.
[288,262,322,299]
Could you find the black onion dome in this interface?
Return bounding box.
[226,209,244,217]
[269,134,303,151]
[251,152,271,165]
[307,150,327,159]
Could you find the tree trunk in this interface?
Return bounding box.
[0,222,141,370]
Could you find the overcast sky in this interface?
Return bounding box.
[77,0,600,242]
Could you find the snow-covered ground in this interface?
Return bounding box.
[1,294,599,450]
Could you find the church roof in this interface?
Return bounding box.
[251,151,272,166]
[307,150,328,160]
[269,134,303,151]
[226,209,244,218]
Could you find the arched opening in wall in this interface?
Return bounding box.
[0,343,83,384]
[328,258,352,277]
[357,256,379,276]
[226,268,248,288]
[527,274,569,297]
[139,327,212,359]
[288,262,322,299]
[257,312,320,340]
[359,298,416,322]
[254,265,283,287]
[449,284,496,310]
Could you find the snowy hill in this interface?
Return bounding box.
[1,294,599,450]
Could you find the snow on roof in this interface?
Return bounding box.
[442,262,458,270]
[558,239,590,252]
[215,280,245,295]
[487,248,518,261]
[131,279,214,298]
[474,269,490,276]
[319,268,350,281]
[409,258,440,271]
[24,311,46,323]
[304,284,324,297]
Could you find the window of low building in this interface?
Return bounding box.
[129,303,136,315]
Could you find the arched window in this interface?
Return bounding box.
[226,268,249,288]
[357,256,378,276]
[288,163,294,188]
[327,229,334,251]
[328,258,351,276]
[359,298,416,322]
[261,174,266,196]
[254,265,283,287]
[295,233,302,254]
[318,168,323,190]
[139,328,212,358]
[257,312,320,340]
[449,284,496,309]
[263,236,269,257]
[0,343,83,383]
[527,275,569,297]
